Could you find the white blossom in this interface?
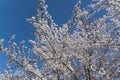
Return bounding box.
[0,0,120,80]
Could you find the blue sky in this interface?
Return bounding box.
[0,0,78,73]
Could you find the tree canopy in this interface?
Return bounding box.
[0,0,120,80]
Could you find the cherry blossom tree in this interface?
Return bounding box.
[1,0,120,80]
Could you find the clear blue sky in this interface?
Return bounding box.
[0,0,78,73]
